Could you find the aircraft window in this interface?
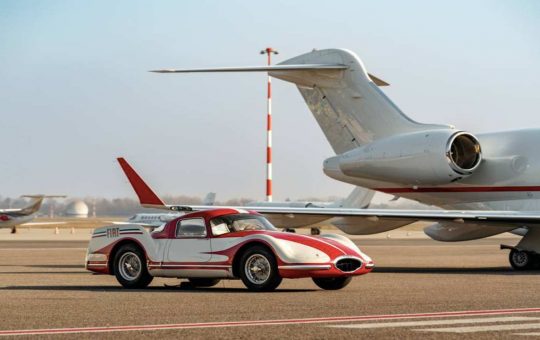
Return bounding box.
[210,214,276,236]
[176,218,207,238]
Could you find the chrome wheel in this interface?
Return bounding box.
[118,251,142,281]
[244,254,271,284]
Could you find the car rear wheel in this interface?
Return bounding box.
[114,244,153,288]
[188,278,221,287]
[239,246,282,291]
[312,277,352,290]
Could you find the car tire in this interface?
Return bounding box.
[188,278,221,287]
[239,245,282,292]
[312,277,352,290]
[114,244,153,288]
[509,249,532,270]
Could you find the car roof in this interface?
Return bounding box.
[155,209,262,239]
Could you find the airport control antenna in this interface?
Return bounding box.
[260,47,278,202]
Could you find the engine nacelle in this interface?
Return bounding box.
[326,129,482,185]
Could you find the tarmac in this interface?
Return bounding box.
[0,231,539,339]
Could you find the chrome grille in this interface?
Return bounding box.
[336,258,361,272]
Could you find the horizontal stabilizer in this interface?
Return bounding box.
[150,64,347,73]
[367,74,390,87]
[21,195,67,199]
[150,64,389,86]
[12,195,67,216]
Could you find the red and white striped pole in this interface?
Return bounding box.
[260,47,278,202]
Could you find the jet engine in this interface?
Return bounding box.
[325,129,482,185]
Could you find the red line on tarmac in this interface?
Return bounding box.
[1,307,540,336]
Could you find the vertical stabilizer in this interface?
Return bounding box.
[271,49,447,154]
[203,192,216,206]
[335,187,375,209]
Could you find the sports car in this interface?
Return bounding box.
[86,208,374,291]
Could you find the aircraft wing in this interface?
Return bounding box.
[150,203,538,241]
[161,204,538,227]
[109,221,155,227]
[21,222,67,226]
[117,157,539,240]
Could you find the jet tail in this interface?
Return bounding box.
[117,158,166,208]
[336,187,376,209]
[153,48,446,154]
[18,195,66,215]
[203,192,216,206]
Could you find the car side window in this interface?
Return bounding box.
[176,218,207,238]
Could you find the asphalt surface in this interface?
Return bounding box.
[0,238,539,339]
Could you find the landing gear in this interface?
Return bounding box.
[502,244,540,270]
[10,226,16,234]
[509,249,533,270]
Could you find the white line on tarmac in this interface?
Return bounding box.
[1,307,540,336]
[418,323,540,333]
[516,332,540,336]
[328,316,538,329]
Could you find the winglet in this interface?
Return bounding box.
[117,158,166,208]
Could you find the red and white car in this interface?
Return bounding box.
[86,208,373,291]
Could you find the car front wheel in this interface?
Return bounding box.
[312,277,352,290]
[239,246,282,292]
[114,244,153,288]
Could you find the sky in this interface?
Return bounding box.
[1,0,539,202]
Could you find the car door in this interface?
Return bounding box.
[166,217,211,263]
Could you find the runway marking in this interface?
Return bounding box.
[0,248,86,251]
[418,322,540,333]
[516,332,540,336]
[0,307,540,336]
[328,316,539,329]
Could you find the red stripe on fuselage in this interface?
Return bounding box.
[375,185,540,193]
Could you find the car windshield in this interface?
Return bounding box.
[210,214,277,236]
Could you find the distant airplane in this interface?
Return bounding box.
[112,192,217,228]
[248,187,375,233]
[0,195,66,233]
[248,187,373,210]
[147,48,540,270]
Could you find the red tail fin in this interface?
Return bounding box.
[117,158,165,207]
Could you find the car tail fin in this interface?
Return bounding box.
[117,158,166,208]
